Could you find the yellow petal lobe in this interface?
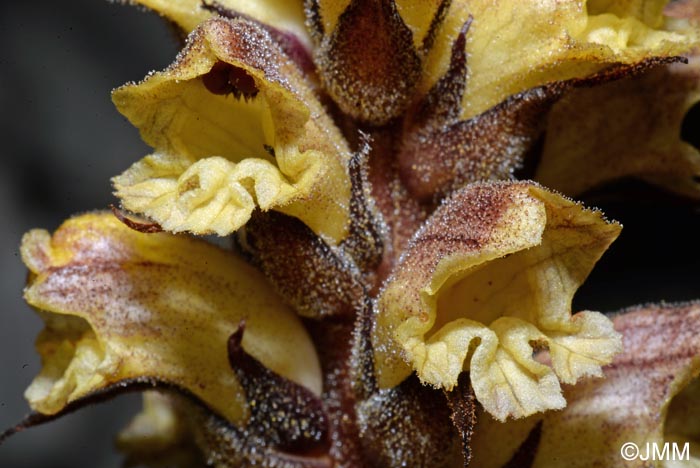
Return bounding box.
[373,181,622,420]
[420,0,699,120]
[21,212,322,425]
[113,18,351,243]
[128,0,309,43]
[471,302,700,467]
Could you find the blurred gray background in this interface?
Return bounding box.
[0,1,699,467]
[1,1,177,467]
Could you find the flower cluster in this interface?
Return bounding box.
[5,0,700,467]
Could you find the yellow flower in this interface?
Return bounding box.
[5,0,700,466]
[537,51,700,199]
[112,17,351,242]
[469,302,700,467]
[373,181,622,420]
[20,213,321,424]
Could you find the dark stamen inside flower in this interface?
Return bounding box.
[202,61,231,94]
[202,61,258,100]
[110,204,163,233]
[263,144,276,158]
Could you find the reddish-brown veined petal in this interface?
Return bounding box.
[113,17,352,243]
[470,302,700,467]
[373,181,621,421]
[21,212,321,425]
[536,53,700,199]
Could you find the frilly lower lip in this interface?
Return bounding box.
[111,17,352,243]
[469,301,700,467]
[20,212,322,425]
[373,181,622,420]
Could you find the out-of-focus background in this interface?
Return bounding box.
[1,1,177,466]
[0,1,699,467]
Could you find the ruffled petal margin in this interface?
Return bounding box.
[113,17,351,243]
[21,212,321,424]
[373,181,622,421]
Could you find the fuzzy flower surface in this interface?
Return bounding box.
[5,0,700,467]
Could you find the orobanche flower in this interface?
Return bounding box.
[112,16,352,242]
[20,213,321,424]
[372,182,622,420]
[5,0,700,467]
[469,302,700,467]
[537,51,700,199]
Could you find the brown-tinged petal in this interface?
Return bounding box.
[201,2,316,73]
[306,0,449,124]
[536,52,700,199]
[21,212,321,424]
[373,181,622,421]
[418,0,699,121]
[470,301,700,467]
[126,0,310,46]
[400,4,691,202]
[112,17,352,243]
